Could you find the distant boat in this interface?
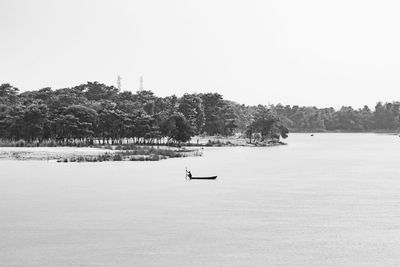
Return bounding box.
[189,176,217,180]
[186,168,217,180]
[311,134,314,136]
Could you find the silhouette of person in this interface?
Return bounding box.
[187,170,192,179]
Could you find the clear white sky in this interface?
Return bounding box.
[1,0,400,108]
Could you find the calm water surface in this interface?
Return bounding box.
[1,133,400,266]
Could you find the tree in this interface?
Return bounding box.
[220,103,237,135]
[178,94,205,135]
[63,105,98,139]
[0,83,19,104]
[247,105,288,142]
[132,90,157,115]
[359,105,374,130]
[162,112,193,143]
[54,114,80,141]
[200,93,238,135]
[75,82,119,101]
[0,104,25,139]
[97,108,130,143]
[22,103,49,141]
[131,111,153,143]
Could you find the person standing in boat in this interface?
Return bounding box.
[186,170,192,179]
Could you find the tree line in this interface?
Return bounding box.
[0,82,288,145]
[270,103,400,132]
[3,82,400,146]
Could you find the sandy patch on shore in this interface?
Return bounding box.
[192,135,285,146]
[192,136,249,146]
[0,147,115,161]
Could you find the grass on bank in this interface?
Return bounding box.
[58,146,202,163]
[0,138,235,148]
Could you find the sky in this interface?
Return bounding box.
[1,0,400,109]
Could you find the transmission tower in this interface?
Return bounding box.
[139,76,144,91]
[117,75,122,91]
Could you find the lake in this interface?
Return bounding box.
[1,133,400,266]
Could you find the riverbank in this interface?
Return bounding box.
[0,135,287,161]
[0,135,287,149]
[0,146,202,162]
[290,129,400,134]
[0,147,111,161]
[187,135,286,147]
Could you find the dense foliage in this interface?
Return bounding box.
[2,82,399,146]
[0,82,287,145]
[271,103,400,132]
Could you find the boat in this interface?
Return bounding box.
[186,168,217,180]
[189,176,217,180]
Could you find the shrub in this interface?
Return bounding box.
[15,140,26,147]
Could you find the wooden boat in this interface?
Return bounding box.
[186,168,217,180]
[189,176,217,180]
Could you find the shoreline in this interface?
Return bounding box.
[0,147,115,161]
[290,129,400,134]
[0,146,202,162]
[7,131,397,162]
[0,137,286,161]
[187,136,287,147]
